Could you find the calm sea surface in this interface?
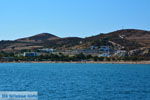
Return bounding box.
[0,63,150,100]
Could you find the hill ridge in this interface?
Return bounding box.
[0,29,150,52]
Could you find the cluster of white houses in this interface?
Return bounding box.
[1,46,148,62]
[22,46,127,57]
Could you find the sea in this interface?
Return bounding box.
[0,63,150,100]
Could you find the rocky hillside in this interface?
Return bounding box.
[107,29,150,47]
[79,29,150,50]
[0,29,150,52]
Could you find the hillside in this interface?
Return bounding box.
[16,33,60,42]
[107,29,150,47]
[0,29,150,52]
[80,29,150,50]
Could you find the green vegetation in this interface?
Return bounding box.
[0,51,149,62]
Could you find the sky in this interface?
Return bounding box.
[0,0,150,40]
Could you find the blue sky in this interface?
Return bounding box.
[0,0,150,40]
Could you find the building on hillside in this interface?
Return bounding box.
[60,49,100,56]
[23,52,38,57]
[99,46,110,52]
[98,53,111,57]
[114,50,127,57]
[39,48,54,53]
[90,46,98,50]
[128,49,140,56]
[76,49,100,56]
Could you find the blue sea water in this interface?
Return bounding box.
[0,63,150,100]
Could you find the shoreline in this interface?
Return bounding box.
[0,61,150,64]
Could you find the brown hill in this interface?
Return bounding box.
[82,29,150,50]
[41,37,83,49]
[0,29,150,52]
[16,33,60,42]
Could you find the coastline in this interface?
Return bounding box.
[0,61,150,64]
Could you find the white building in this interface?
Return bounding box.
[114,50,127,57]
[23,52,38,57]
[39,48,54,53]
[99,46,110,52]
[98,53,111,57]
